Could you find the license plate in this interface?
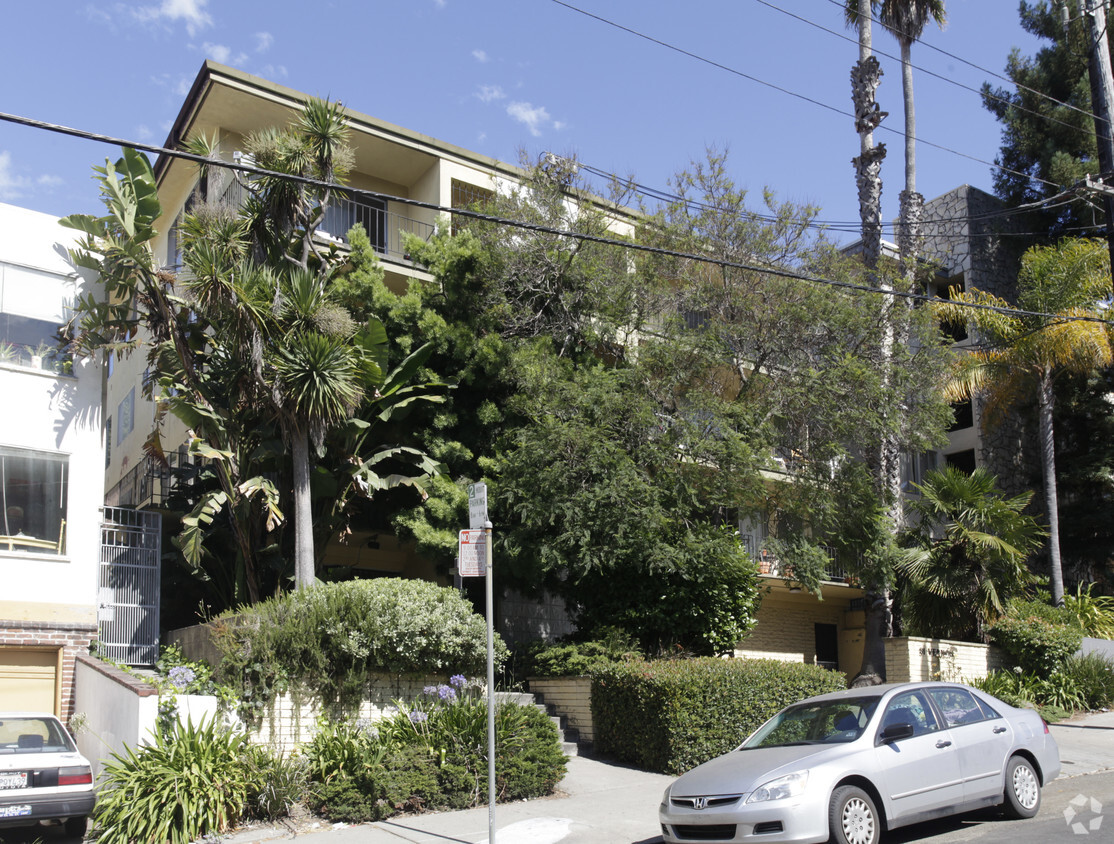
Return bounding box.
[0,772,27,789]
[0,804,31,818]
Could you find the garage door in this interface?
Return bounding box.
[0,648,59,714]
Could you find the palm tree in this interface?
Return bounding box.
[899,466,1042,641]
[934,238,1113,606]
[878,0,946,278]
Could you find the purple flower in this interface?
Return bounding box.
[409,710,429,723]
[449,674,467,688]
[167,666,196,690]
[437,684,457,701]
[423,685,438,696]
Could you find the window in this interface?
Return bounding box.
[0,446,68,555]
[946,449,977,474]
[949,400,974,431]
[117,388,135,445]
[928,687,997,727]
[880,690,940,738]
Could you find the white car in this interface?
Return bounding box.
[659,682,1060,844]
[0,712,95,837]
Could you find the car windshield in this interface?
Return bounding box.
[0,717,75,754]
[742,696,881,748]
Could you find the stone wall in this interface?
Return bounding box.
[528,676,594,743]
[884,636,1002,683]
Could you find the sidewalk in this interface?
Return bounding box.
[1048,708,1114,779]
[225,709,1114,844]
[228,753,672,844]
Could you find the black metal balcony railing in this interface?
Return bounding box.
[739,533,854,584]
[106,447,198,509]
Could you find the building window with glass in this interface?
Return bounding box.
[0,446,68,555]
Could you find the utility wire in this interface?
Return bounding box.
[820,0,1107,127]
[550,0,1066,193]
[1,107,1110,328]
[757,0,1104,142]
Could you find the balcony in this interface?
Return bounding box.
[209,179,435,267]
[739,533,855,585]
[106,446,198,510]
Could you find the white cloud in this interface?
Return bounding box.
[472,49,488,63]
[37,174,64,189]
[476,85,506,103]
[201,42,248,65]
[134,0,213,36]
[434,0,447,8]
[255,32,273,53]
[260,64,288,80]
[136,125,154,141]
[506,101,551,137]
[0,151,29,200]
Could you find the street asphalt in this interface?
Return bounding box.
[215,708,1114,844]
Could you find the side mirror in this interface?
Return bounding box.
[880,722,915,743]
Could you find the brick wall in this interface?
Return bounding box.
[245,674,444,756]
[528,676,594,743]
[884,636,1002,683]
[0,620,97,720]
[733,598,849,668]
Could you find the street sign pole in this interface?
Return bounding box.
[484,518,495,844]
[467,483,495,844]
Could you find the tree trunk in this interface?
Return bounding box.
[895,39,924,287]
[1038,372,1065,606]
[851,0,891,685]
[291,425,316,589]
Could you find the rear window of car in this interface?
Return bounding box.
[0,717,75,753]
[928,688,996,727]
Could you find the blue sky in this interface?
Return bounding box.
[0,0,1043,245]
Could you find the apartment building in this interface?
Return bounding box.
[0,202,104,717]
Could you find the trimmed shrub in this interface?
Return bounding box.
[988,599,1084,675]
[525,628,643,678]
[210,578,507,717]
[303,675,566,820]
[592,658,846,774]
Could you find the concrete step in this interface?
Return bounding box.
[494,690,578,755]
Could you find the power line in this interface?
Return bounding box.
[757,0,1104,143]
[1,107,1109,329]
[820,0,1106,127]
[550,0,1066,194]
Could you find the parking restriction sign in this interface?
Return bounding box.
[458,529,487,576]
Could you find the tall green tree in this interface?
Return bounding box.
[982,1,1105,237]
[934,238,1113,606]
[898,466,1043,641]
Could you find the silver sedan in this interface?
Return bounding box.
[659,682,1060,844]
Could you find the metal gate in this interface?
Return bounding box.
[97,507,162,666]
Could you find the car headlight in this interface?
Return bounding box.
[746,771,808,803]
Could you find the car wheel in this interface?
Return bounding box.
[64,816,87,838]
[1002,755,1041,819]
[829,785,881,844]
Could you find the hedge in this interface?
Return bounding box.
[591,658,846,774]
